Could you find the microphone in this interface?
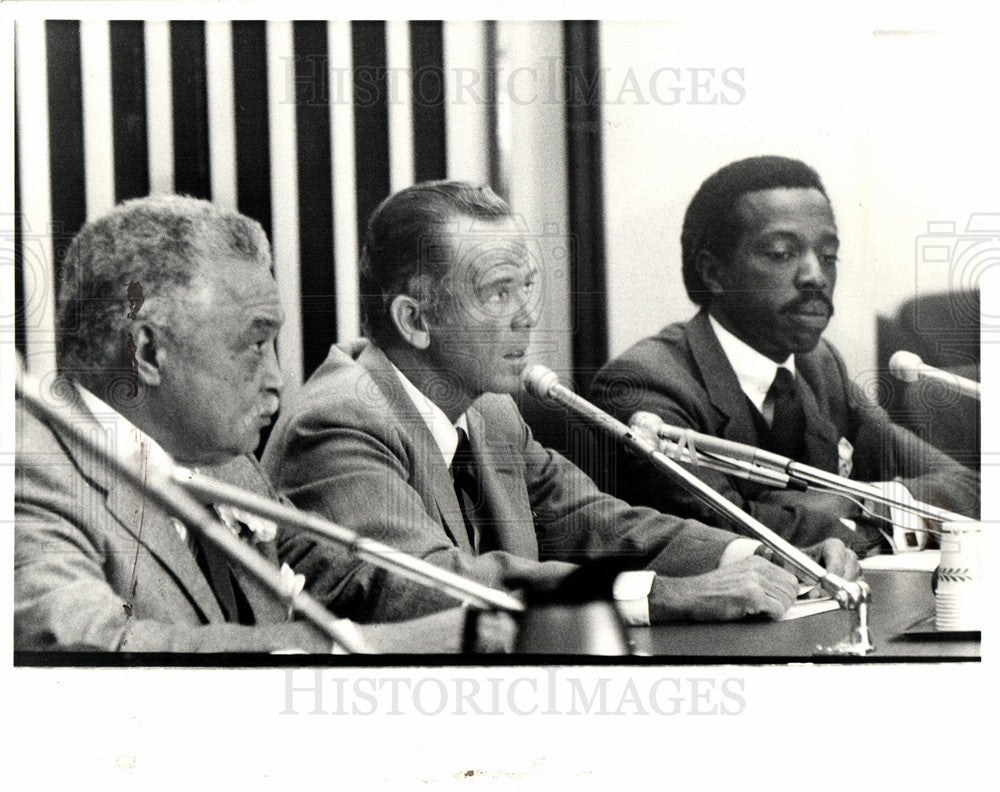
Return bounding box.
[175,469,524,614]
[522,364,873,653]
[523,364,635,444]
[889,350,981,400]
[523,365,832,583]
[634,410,970,525]
[15,366,366,653]
[635,413,790,470]
[629,411,803,490]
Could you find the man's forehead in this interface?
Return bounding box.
[191,256,282,315]
[735,187,836,231]
[439,212,525,236]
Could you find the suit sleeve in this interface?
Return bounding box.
[515,404,741,576]
[589,357,869,551]
[14,444,333,654]
[264,408,577,623]
[834,352,979,519]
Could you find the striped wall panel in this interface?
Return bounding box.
[14,19,606,402]
[14,19,474,389]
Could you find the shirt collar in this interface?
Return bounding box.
[707,312,795,414]
[391,365,469,467]
[75,382,176,474]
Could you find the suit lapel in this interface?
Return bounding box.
[356,343,475,553]
[201,457,290,623]
[794,355,841,471]
[687,312,842,471]
[465,405,538,558]
[57,384,225,622]
[685,310,764,449]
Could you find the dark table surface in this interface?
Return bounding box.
[630,569,980,661]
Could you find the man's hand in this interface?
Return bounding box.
[799,538,861,581]
[648,556,799,622]
[357,607,517,654]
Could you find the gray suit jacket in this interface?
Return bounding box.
[15,391,331,653]
[589,310,979,550]
[262,340,742,622]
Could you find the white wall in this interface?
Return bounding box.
[600,20,999,380]
[496,21,573,375]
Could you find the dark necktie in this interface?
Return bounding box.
[450,427,480,551]
[764,367,806,462]
[190,510,256,624]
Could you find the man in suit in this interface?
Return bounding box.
[590,155,978,554]
[263,180,860,627]
[15,195,507,653]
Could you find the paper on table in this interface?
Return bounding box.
[860,550,940,572]
[780,550,942,621]
[780,594,839,621]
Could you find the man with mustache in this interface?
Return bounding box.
[590,155,978,554]
[15,194,510,653]
[264,180,860,628]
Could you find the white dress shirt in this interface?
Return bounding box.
[75,384,363,650]
[707,314,921,551]
[708,312,795,425]
[390,365,758,625]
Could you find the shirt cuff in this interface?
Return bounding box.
[613,570,656,626]
[719,537,762,567]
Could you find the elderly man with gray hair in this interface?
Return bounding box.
[15,194,509,654]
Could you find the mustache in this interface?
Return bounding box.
[782,292,833,314]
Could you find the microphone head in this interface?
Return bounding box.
[889,350,923,382]
[628,411,663,441]
[522,363,561,402]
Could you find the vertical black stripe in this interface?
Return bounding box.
[110,21,149,202]
[232,21,272,241]
[170,21,210,199]
[46,20,86,290]
[293,21,336,378]
[352,21,390,242]
[14,71,25,358]
[563,21,608,392]
[484,21,505,198]
[409,21,447,182]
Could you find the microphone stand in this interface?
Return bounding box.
[524,365,874,656]
[653,423,970,525]
[175,470,524,614]
[15,368,366,653]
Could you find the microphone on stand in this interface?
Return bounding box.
[17,363,531,653]
[889,350,981,400]
[175,470,524,615]
[523,363,873,655]
[15,364,367,653]
[635,411,970,526]
[524,366,835,584]
[629,411,804,491]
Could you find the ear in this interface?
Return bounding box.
[130,323,166,387]
[388,295,431,350]
[694,249,727,299]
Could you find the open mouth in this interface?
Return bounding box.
[503,350,527,361]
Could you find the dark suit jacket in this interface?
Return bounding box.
[589,310,980,551]
[14,391,331,653]
[262,340,742,622]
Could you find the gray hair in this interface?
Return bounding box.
[56,194,270,379]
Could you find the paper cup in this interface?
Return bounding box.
[935,522,982,631]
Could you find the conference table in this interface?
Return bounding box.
[630,569,980,661]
